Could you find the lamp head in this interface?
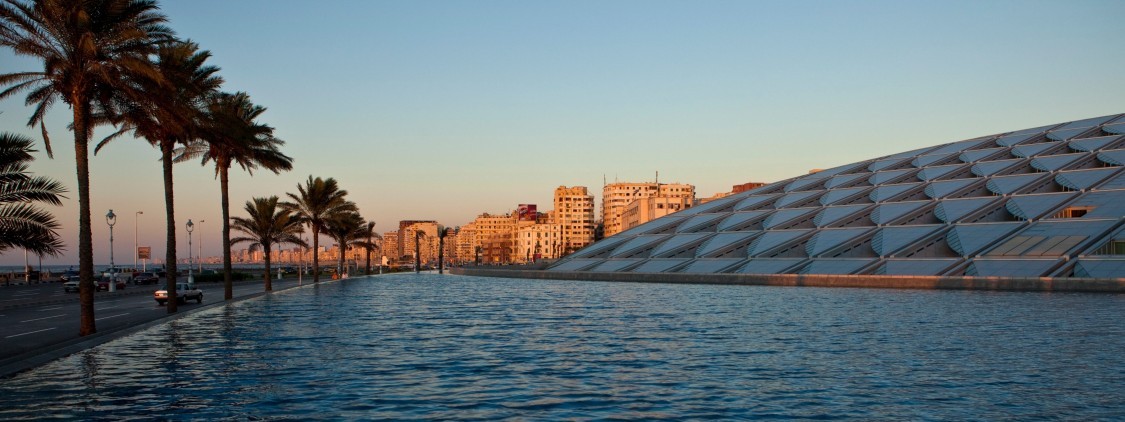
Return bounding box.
[186,219,194,233]
[106,209,116,226]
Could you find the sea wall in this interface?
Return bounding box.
[449,267,1125,293]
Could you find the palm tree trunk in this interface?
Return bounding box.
[73,102,96,336]
[365,244,371,275]
[263,243,272,291]
[220,164,233,300]
[312,226,320,283]
[162,140,178,314]
[338,238,345,276]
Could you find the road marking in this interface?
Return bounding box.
[38,306,64,311]
[13,292,39,296]
[0,298,25,302]
[95,313,129,321]
[20,314,64,323]
[5,327,56,338]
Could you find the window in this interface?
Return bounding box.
[1055,206,1093,219]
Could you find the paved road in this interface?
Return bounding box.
[0,275,319,372]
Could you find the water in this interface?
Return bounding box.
[2,274,1123,420]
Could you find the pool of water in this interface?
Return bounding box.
[2,274,1123,420]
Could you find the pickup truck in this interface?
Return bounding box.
[154,283,203,305]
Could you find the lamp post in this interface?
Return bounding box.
[186,219,194,284]
[135,211,142,271]
[106,209,117,292]
[198,219,205,272]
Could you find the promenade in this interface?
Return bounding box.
[0,275,323,378]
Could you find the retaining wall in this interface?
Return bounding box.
[449,267,1125,293]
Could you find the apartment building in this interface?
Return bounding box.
[603,182,695,237]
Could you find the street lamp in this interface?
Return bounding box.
[198,219,205,272]
[186,219,194,284]
[135,211,142,271]
[106,209,117,292]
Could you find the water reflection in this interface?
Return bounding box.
[2,275,1124,420]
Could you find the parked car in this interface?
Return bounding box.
[133,272,159,285]
[96,276,126,291]
[59,270,80,282]
[155,283,202,305]
[63,279,80,293]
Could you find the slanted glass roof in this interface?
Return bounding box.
[946,222,1023,255]
[1073,258,1125,278]
[1011,142,1058,158]
[876,259,959,276]
[970,159,1023,177]
[1055,168,1119,191]
[798,258,876,275]
[631,259,690,273]
[1069,136,1121,152]
[806,227,873,256]
[870,201,930,225]
[966,258,1060,277]
[1005,192,1078,220]
[935,197,998,223]
[552,114,1125,278]
[872,225,944,256]
[734,258,805,274]
[1030,153,1086,172]
[869,182,922,202]
[959,147,1007,163]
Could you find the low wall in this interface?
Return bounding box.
[449,267,1125,293]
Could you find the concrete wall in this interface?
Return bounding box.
[449,267,1125,293]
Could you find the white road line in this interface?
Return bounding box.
[13,292,39,296]
[95,313,129,321]
[0,298,25,302]
[38,306,64,311]
[5,327,56,338]
[20,314,64,323]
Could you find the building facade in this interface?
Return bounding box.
[602,182,695,237]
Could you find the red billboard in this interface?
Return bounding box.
[516,204,537,221]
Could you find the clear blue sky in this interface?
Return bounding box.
[1,0,1122,265]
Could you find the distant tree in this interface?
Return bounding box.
[180,91,293,300]
[230,196,305,291]
[436,225,449,274]
[282,176,356,282]
[0,0,174,334]
[324,211,364,276]
[0,133,65,256]
[352,221,380,275]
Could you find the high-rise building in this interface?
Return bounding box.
[603,182,695,237]
[553,186,595,254]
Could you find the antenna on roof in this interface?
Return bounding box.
[656,171,659,184]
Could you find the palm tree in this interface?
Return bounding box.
[436,225,449,274]
[180,91,292,300]
[230,196,305,291]
[282,176,356,283]
[0,0,174,334]
[0,132,65,256]
[324,211,363,277]
[96,40,221,314]
[353,221,380,275]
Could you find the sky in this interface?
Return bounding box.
[1,0,1123,266]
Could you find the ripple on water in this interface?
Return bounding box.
[2,275,1125,420]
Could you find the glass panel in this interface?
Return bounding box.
[970,159,1022,177]
[762,208,818,229]
[590,259,643,272]
[1096,149,1125,166]
[935,197,998,223]
[679,259,745,274]
[819,186,870,206]
[813,204,870,227]
[695,232,760,257]
[824,173,870,189]
[799,258,876,275]
[916,164,964,181]
[734,194,780,211]
[735,258,805,274]
[869,182,923,202]
[630,259,690,273]
[649,233,713,257]
[1054,115,1119,131]
[806,227,874,256]
[717,211,771,232]
[1030,153,1087,172]
[1069,136,1120,152]
[925,179,977,199]
[986,174,1044,195]
[877,259,959,275]
[775,191,822,209]
[869,169,914,185]
[1102,122,1125,135]
[966,258,1058,277]
[550,259,603,271]
[1073,258,1125,277]
[946,222,1023,256]
[1055,168,1119,191]
[1011,142,1058,158]
[995,133,1040,147]
[609,234,673,258]
[872,225,943,256]
[1046,128,1091,142]
[870,201,930,225]
[1004,192,1078,220]
[959,147,1007,163]
[748,230,812,256]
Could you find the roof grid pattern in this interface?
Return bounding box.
[552,114,1125,278]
